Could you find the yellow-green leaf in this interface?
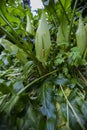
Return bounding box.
[76,17,87,55]
[57,17,69,46]
[26,14,34,34]
[35,12,51,65]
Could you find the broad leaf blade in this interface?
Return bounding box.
[39,81,56,130]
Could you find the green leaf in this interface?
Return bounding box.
[60,0,71,10]
[0,0,20,24]
[39,81,56,130]
[13,80,24,93]
[0,79,13,94]
[21,105,38,130]
[35,12,51,64]
[55,77,69,86]
[3,94,19,114]
[0,38,28,63]
[57,16,69,47]
[76,17,87,55]
[26,14,34,34]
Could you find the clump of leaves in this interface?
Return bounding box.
[0,0,87,130]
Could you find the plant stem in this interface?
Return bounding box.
[68,0,78,42]
[77,69,87,86]
[66,104,70,130]
[18,69,58,94]
[0,13,27,45]
[60,85,86,130]
[0,26,20,45]
[83,48,87,59]
[29,53,47,75]
[58,0,70,23]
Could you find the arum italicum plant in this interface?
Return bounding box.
[35,12,51,66]
[76,16,87,56]
[26,14,34,35]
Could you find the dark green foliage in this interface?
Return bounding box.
[0,0,87,130]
